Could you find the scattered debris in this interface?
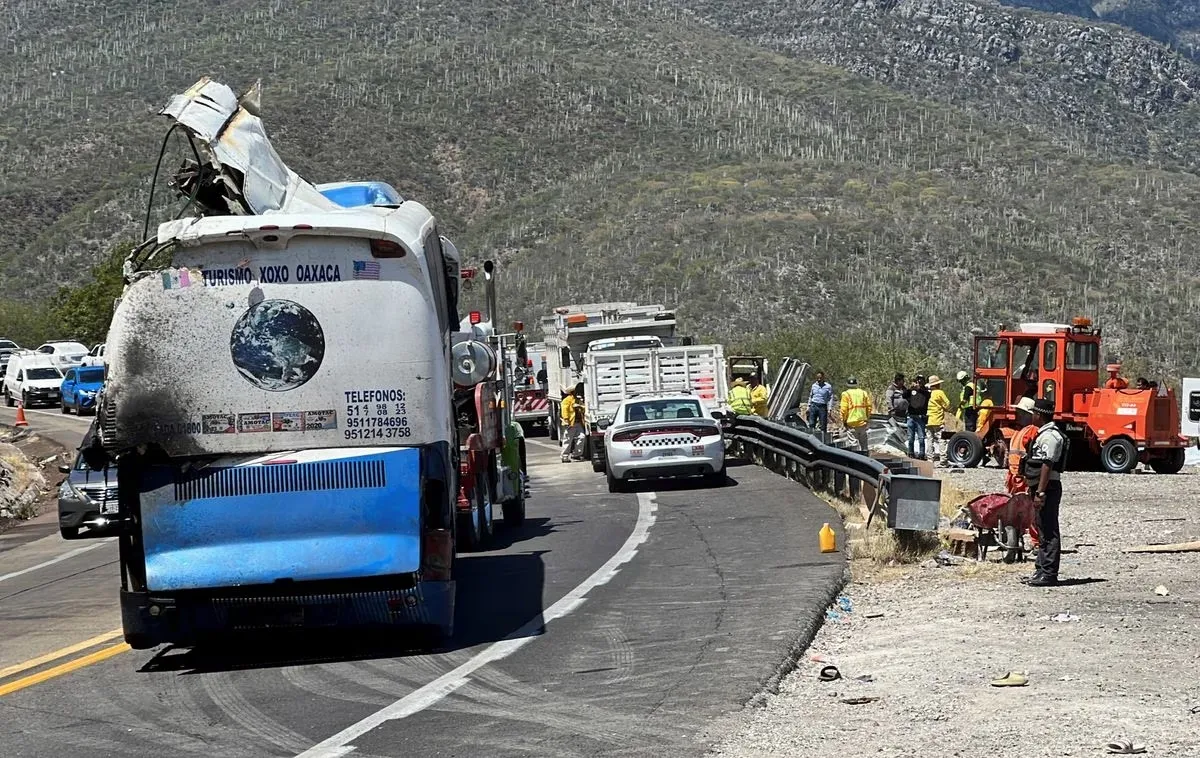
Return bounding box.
[836,596,853,613]
[840,696,879,705]
[1124,541,1200,554]
[851,674,875,683]
[990,671,1028,687]
[818,666,841,682]
[1048,612,1080,623]
[865,612,885,619]
[1105,740,1146,755]
[1153,585,1170,597]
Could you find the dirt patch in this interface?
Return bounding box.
[712,466,1200,757]
[0,426,71,533]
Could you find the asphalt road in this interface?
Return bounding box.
[0,431,845,757]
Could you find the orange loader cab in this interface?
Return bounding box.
[945,318,1186,474]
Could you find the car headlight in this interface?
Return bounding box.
[61,478,86,502]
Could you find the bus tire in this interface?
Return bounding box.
[456,508,481,552]
[123,632,157,650]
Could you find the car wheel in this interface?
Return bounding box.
[4,391,11,407]
[705,465,727,487]
[21,391,29,409]
[59,526,80,540]
[606,467,623,493]
[591,454,605,473]
[61,398,70,414]
[1100,437,1138,474]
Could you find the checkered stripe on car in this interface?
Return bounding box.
[632,435,698,447]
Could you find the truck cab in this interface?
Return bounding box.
[948,318,1186,474]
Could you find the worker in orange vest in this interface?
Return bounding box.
[1104,363,1128,389]
[1006,395,1041,548]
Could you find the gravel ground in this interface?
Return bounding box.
[713,464,1200,758]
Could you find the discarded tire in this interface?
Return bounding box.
[946,432,985,468]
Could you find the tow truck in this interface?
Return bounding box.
[451,262,528,550]
[945,318,1187,474]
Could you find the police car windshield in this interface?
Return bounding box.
[624,399,703,422]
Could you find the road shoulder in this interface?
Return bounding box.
[712,466,1200,758]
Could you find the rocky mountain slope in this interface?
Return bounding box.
[1,0,1198,374]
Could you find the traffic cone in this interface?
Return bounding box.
[14,401,28,427]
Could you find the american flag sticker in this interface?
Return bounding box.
[353,260,381,280]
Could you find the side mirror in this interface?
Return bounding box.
[710,410,727,421]
[596,418,612,431]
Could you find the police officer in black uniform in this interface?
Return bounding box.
[1022,398,1069,587]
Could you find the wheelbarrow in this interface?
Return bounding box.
[965,492,1036,563]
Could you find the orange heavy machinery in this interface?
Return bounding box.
[945,318,1187,474]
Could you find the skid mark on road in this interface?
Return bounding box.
[296,491,659,758]
[201,673,313,754]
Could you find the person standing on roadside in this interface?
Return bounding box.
[1022,398,1069,587]
[807,371,834,434]
[560,383,586,462]
[925,375,951,462]
[839,376,873,452]
[956,370,978,432]
[727,377,754,416]
[886,373,908,420]
[904,375,931,459]
[748,373,769,417]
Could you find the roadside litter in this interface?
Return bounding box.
[990,672,1028,687]
[837,596,853,613]
[1048,612,1080,623]
[1124,541,1200,554]
[840,696,880,705]
[1105,740,1146,755]
[818,665,841,682]
[1153,585,1170,597]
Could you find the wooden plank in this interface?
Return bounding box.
[1123,541,1200,554]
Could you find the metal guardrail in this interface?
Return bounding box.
[724,414,943,532]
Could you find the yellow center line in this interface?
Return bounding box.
[0,628,124,680]
[0,642,130,697]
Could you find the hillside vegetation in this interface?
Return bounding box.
[1,0,1198,376]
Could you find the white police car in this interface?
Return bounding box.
[600,392,726,492]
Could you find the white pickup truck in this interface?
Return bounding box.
[583,339,729,471]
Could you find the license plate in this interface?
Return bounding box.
[660,449,683,457]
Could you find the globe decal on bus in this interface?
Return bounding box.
[230,299,326,391]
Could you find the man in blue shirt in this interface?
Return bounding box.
[807,371,834,434]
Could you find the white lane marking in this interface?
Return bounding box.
[296,491,659,758]
[0,538,117,585]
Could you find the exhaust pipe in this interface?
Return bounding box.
[483,260,498,329]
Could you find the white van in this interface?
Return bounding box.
[4,353,65,408]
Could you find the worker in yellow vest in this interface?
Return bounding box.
[839,376,873,452]
[728,378,754,415]
[748,373,769,417]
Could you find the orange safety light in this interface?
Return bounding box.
[1072,316,1092,327]
[469,311,482,325]
[566,314,588,326]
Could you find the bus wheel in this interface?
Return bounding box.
[456,506,481,552]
